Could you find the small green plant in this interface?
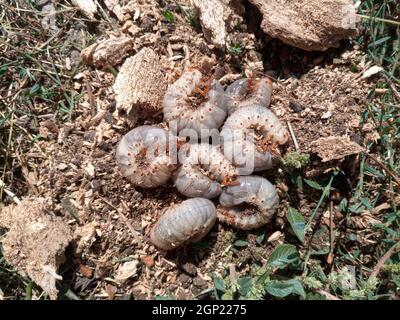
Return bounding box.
[228,42,244,55]
[211,244,308,300]
[160,9,174,23]
[281,151,310,171]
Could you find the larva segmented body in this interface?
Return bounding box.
[116,125,178,188]
[163,69,228,137]
[225,78,273,115]
[218,175,279,230]
[150,198,217,250]
[174,143,238,198]
[221,105,289,174]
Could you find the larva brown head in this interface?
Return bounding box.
[221,175,240,187]
[247,77,260,93]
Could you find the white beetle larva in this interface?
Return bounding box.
[225,78,273,115]
[163,69,228,137]
[221,105,289,174]
[173,143,238,199]
[116,125,178,188]
[218,175,279,230]
[150,198,217,250]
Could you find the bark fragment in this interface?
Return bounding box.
[193,0,227,48]
[81,37,135,68]
[249,0,359,51]
[113,47,167,124]
[72,0,97,19]
[310,136,364,162]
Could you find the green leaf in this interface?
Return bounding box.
[286,206,305,242]
[348,202,365,214]
[267,244,299,269]
[29,83,41,95]
[228,42,243,55]
[237,276,253,297]
[368,36,391,47]
[256,229,266,245]
[265,279,306,298]
[212,273,226,300]
[290,171,303,190]
[339,198,348,212]
[233,240,248,247]
[365,165,384,178]
[161,9,174,22]
[391,275,400,288]
[304,179,324,190]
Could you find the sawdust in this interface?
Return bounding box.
[0,197,72,299]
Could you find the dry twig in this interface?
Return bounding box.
[287,121,299,151]
[369,241,400,280]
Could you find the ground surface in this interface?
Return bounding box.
[1,0,399,300]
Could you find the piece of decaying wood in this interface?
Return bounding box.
[72,0,97,19]
[80,37,135,68]
[113,47,167,123]
[193,0,226,48]
[0,197,72,300]
[310,136,364,162]
[248,0,359,51]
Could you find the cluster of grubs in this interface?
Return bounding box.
[116,67,288,251]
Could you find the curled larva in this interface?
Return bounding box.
[218,175,279,230]
[150,198,217,250]
[163,69,228,137]
[116,125,178,188]
[225,78,273,115]
[221,105,288,174]
[173,143,238,199]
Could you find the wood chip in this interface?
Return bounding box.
[113,47,167,123]
[248,0,359,51]
[193,0,226,48]
[72,0,97,19]
[310,136,364,162]
[81,37,135,68]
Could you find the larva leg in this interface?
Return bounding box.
[226,78,273,115]
[174,143,238,198]
[116,125,178,188]
[163,69,228,138]
[221,105,288,173]
[150,198,217,251]
[218,175,279,230]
